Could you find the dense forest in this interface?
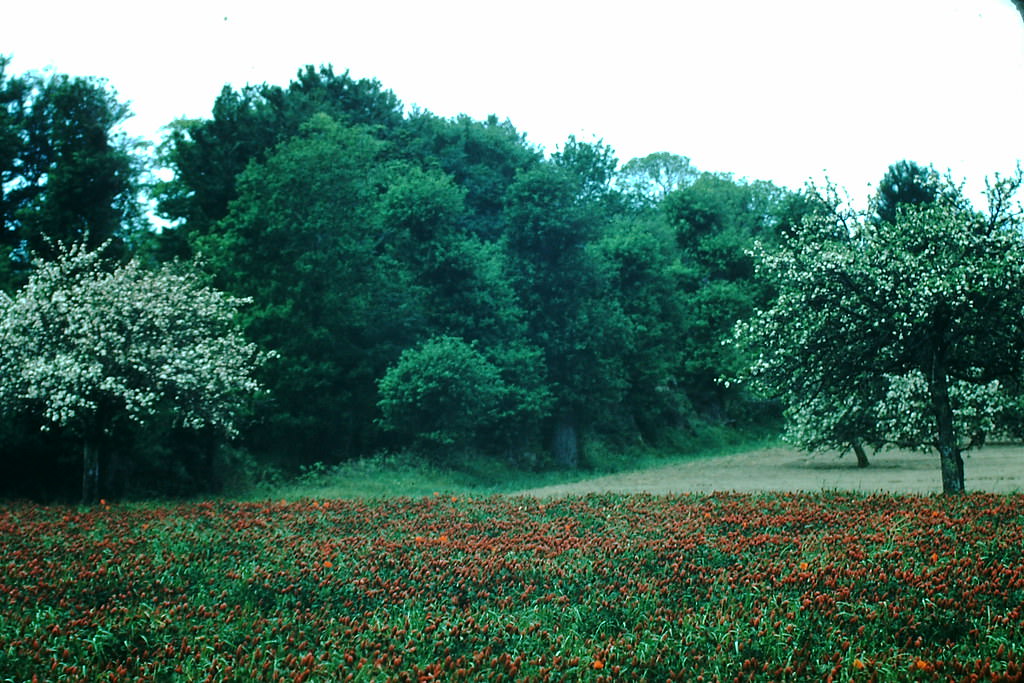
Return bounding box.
[2,60,1020,500]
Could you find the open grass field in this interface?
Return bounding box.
[515,444,1024,497]
[2,465,1024,681]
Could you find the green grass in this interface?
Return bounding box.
[253,431,782,501]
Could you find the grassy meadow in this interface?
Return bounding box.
[2,486,1023,682]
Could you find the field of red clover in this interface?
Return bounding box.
[1,492,1023,682]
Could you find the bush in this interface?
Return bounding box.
[377,336,511,454]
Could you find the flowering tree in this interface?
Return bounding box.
[732,174,1024,493]
[0,244,271,503]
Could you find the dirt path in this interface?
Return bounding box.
[514,444,1024,497]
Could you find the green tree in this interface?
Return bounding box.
[0,243,269,504]
[733,174,1024,493]
[503,162,632,466]
[872,160,944,226]
[196,115,412,464]
[155,65,404,257]
[373,161,555,456]
[0,57,26,289]
[617,152,698,207]
[395,111,541,238]
[664,173,808,421]
[377,336,512,453]
[550,135,619,205]
[592,213,691,442]
[0,61,143,288]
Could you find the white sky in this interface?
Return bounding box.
[3,0,1024,207]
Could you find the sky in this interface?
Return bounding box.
[3,0,1024,208]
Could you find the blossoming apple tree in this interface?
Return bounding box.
[732,173,1024,493]
[0,244,271,503]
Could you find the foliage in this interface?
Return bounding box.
[591,214,692,441]
[18,55,1024,493]
[1,493,1022,681]
[617,151,698,206]
[503,161,634,464]
[549,135,619,206]
[0,59,144,289]
[193,115,414,464]
[138,61,814,472]
[664,173,812,420]
[872,160,945,227]
[0,243,270,502]
[395,111,541,237]
[377,336,514,451]
[733,174,1024,493]
[153,65,404,256]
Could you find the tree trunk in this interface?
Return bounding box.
[851,440,870,468]
[81,438,100,505]
[929,363,965,494]
[551,413,580,469]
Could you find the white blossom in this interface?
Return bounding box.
[0,243,273,439]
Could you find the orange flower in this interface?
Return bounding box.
[323,560,333,569]
[852,658,865,670]
[439,534,450,543]
[99,499,107,506]
[592,660,604,670]
[930,552,939,563]
[916,659,929,671]
[415,536,426,543]
[799,562,809,571]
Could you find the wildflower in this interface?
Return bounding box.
[930,552,939,563]
[916,659,929,671]
[799,562,809,571]
[439,534,450,543]
[593,660,604,670]
[323,560,333,569]
[853,658,865,670]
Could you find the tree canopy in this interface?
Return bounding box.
[0,59,143,290]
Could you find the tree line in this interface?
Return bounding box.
[2,60,1020,499]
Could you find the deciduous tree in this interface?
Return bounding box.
[872,160,944,227]
[733,174,1024,493]
[617,152,698,206]
[0,60,143,289]
[0,243,269,503]
[195,114,408,463]
[154,65,404,257]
